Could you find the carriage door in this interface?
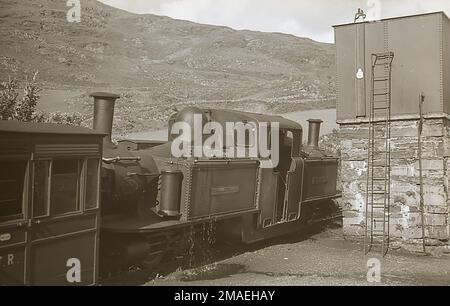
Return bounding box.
[0,158,29,285]
[28,154,100,285]
[282,130,304,222]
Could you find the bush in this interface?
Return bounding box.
[0,72,42,122]
[35,111,86,126]
[0,73,84,127]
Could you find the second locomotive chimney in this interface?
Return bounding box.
[307,119,323,149]
[90,92,120,146]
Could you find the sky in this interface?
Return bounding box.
[98,0,450,43]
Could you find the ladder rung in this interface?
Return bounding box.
[373,215,389,219]
[372,218,389,226]
[374,52,394,59]
[370,205,387,209]
[373,77,389,81]
[371,232,388,236]
[374,93,389,96]
[367,202,388,209]
[373,107,389,110]
[375,58,393,62]
[372,177,387,181]
[369,191,389,195]
[373,101,389,105]
[370,230,389,235]
[367,240,389,244]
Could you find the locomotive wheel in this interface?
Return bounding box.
[141,237,167,270]
[141,251,165,270]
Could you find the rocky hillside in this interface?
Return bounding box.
[0,0,336,134]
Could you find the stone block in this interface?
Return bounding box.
[391,165,415,177]
[422,122,444,137]
[340,161,366,180]
[414,160,443,171]
[402,225,448,240]
[407,213,448,227]
[342,223,365,236]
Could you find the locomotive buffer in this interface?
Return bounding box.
[364,52,394,256]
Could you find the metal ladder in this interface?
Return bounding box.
[364,52,394,256]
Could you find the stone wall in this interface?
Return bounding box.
[339,119,450,252]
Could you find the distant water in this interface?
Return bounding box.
[282,108,338,135]
[126,108,337,141]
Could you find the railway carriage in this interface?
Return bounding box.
[0,121,104,285]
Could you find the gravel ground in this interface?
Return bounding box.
[147,223,450,286]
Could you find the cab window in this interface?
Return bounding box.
[0,161,27,220]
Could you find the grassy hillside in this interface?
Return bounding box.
[0,0,336,134]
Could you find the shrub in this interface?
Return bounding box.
[0,72,42,122]
[0,73,84,127]
[35,111,86,126]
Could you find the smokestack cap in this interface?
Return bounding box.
[90,92,120,99]
[307,119,323,123]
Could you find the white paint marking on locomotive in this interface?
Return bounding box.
[7,254,14,266]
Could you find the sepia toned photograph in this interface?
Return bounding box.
[0,0,449,291]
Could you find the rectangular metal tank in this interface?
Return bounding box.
[334,12,450,122]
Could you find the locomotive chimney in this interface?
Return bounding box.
[307,119,323,149]
[90,92,120,146]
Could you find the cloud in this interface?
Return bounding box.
[99,0,450,43]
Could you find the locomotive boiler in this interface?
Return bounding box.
[93,92,340,272]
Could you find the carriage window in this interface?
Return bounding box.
[0,161,26,219]
[33,160,50,217]
[85,159,100,210]
[50,159,81,215]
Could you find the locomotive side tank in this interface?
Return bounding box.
[91,93,340,271]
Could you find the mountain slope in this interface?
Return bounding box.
[0,0,336,133]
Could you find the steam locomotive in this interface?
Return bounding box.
[93,93,340,272]
[0,92,339,285]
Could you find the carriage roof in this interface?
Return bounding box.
[0,120,105,136]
